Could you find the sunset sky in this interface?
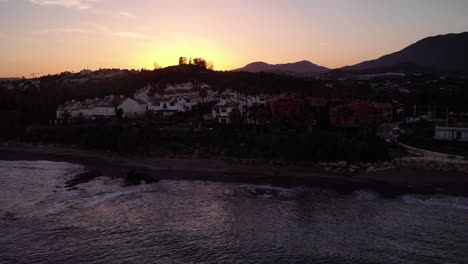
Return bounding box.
[0,0,467,77]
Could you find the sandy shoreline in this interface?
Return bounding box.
[1,142,468,197]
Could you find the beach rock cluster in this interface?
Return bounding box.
[395,159,468,173]
[248,187,280,196]
[318,161,395,175]
[125,170,158,185]
[65,170,103,188]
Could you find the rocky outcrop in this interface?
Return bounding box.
[65,170,103,188]
[248,187,280,196]
[318,158,468,175]
[318,161,396,175]
[125,170,158,185]
[395,158,468,173]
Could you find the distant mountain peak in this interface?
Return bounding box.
[234,60,329,76]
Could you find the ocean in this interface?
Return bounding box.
[1,160,467,264]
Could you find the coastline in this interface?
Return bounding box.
[1,142,468,197]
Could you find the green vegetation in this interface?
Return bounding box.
[3,65,467,162]
[21,122,390,162]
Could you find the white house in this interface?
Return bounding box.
[148,97,192,116]
[117,98,147,118]
[435,126,468,142]
[90,100,115,119]
[212,100,245,124]
[246,95,267,107]
[88,96,121,119]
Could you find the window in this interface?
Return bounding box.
[221,109,227,113]
[170,102,175,106]
[354,118,359,125]
[456,131,462,140]
[336,118,341,125]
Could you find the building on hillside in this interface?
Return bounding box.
[136,82,217,106]
[56,100,81,119]
[267,96,303,116]
[147,96,194,117]
[117,98,147,118]
[329,101,383,128]
[57,95,149,120]
[72,99,96,119]
[89,98,117,119]
[212,99,245,124]
[435,126,468,142]
[246,95,267,107]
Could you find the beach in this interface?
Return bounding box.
[1,142,468,197]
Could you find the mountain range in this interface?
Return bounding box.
[233,60,329,77]
[234,32,468,76]
[342,32,468,73]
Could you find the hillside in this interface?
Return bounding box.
[341,32,468,73]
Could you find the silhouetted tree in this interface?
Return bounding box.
[179,57,188,65]
[207,60,214,70]
[229,108,243,126]
[116,108,124,120]
[193,57,207,69]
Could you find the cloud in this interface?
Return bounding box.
[34,28,89,35]
[113,31,155,39]
[80,23,156,39]
[30,0,97,9]
[119,11,135,18]
[0,0,10,3]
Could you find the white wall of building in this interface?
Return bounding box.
[118,98,146,118]
[435,126,468,141]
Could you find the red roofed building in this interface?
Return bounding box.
[267,96,303,116]
[330,101,383,128]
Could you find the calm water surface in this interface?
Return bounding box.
[0,160,468,264]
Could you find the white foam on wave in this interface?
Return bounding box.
[84,190,149,206]
[401,194,468,210]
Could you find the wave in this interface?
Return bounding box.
[353,190,380,201]
[83,188,157,207]
[401,194,468,210]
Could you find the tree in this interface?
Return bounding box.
[229,108,243,126]
[207,60,214,70]
[179,57,188,65]
[193,57,207,69]
[116,108,124,120]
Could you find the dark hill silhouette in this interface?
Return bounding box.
[341,32,468,74]
[233,60,329,76]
